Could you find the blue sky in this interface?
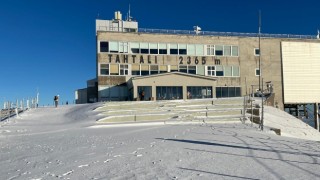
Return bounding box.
[0,0,319,106]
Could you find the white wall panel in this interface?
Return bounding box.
[282,41,320,103]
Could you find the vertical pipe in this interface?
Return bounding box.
[261,78,264,131]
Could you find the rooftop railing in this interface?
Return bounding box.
[138,28,317,39]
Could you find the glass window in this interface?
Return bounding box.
[100,64,109,75]
[224,66,232,76]
[100,42,109,52]
[120,64,129,75]
[140,42,149,54]
[170,65,178,72]
[110,64,119,75]
[207,45,214,55]
[141,65,149,76]
[156,86,182,100]
[233,66,240,77]
[179,65,188,73]
[132,64,140,75]
[150,65,159,75]
[215,45,223,56]
[170,44,178,55]
[160,65,168,73]
[187,86,212,99]
[216,65,224,76]
[179,44,187,55]
[255,68,260,76]
[188,66,196,74]
[196,44,204,56]
[188,44,196,55]
[232,46,239,56]
[130,42,139,54]
[109,41,119,53]
[224,46,231,56]
[119,42,128,53]
[216,87,241,98]
[159,43,167,54]
[254,48,260,56]
[207,66,215,76]
[150,43,158,54]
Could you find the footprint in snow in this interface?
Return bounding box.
[104,159,112,163]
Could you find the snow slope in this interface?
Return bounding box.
[0,101,320,180]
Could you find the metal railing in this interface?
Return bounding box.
[138,28,317,39]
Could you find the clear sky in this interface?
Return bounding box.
[0,0,319,107]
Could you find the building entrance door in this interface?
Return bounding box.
[138,86,152,101]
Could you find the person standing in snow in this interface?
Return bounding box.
[54,95,59,108]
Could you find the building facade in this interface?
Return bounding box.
[94,11,320,110]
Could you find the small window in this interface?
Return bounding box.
[100,42,109,52]
[254,48,260,56]
[132,64,140,75]
[255,68,260,76]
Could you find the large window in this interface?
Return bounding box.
[179,65,196,74]
[216,87,241,98]
[224,46,231,56]
[156,86,183,100]
[188,44,196,55]
[100,64,109,75]
[187,86,212,99]
[141,65,149,76]
[216,65,224,76]
[232,46,239,56]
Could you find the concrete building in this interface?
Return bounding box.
[93,11,320,112]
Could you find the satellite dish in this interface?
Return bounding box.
[193,26,201,35]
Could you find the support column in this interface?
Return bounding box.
[314,103,319,131]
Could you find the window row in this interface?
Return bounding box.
[216,87,241,98]
[99,64,240,77]
[99,41,239,57]
[206,65,240,77]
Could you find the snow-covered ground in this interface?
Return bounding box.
[1,100,320,180]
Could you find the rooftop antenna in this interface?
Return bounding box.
[126,4,132,21]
